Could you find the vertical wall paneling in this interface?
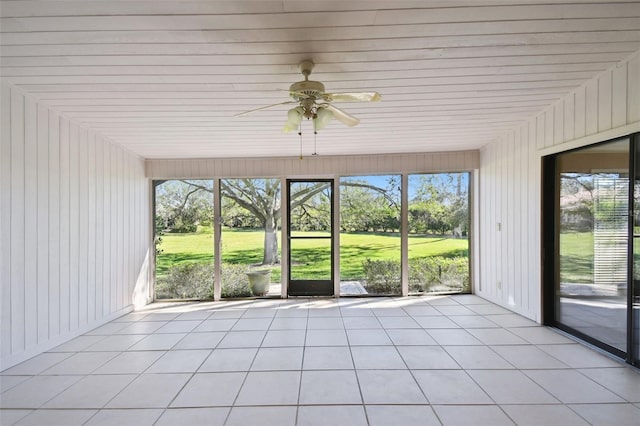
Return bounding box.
[507,134,515,305]
[87,131,96,323]
[10,87,26,354]
[513,129,522,308]
[554,102,564,145]
[536,114,545,151]
[78,128,88,327]
[564,94,575,142]
[628,55,640,123]
[585,79,599,135]
[24,97,38,349]
[544,109,554,148]
[48,113,60,338]
[69,123,79,331]
[36,104,49,343]
[103,138,111,317]
[111,143,118,313]
[59,118,70,334]
[1,85,12,357]
[1,87,150,370]
[598,70,613,132]
[612,65,628,128]
[574,86,587,139]
[95,137,104,320]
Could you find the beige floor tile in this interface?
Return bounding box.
[302,346,354,370]
[262,330,306,347]
[397,345,460,369]
[251,347,303,371]
[350,346,406,369]
[366,405,441,426]
[84,409,163,426]
[412,370,492,404]
[107,373,190,408]
[42,352,118,375]
[578,367,640,402]
[235,371,300,405]
[444,345,514,369]
[568,403,640,426]
[299,370,361,404]
[173,331,225,349]
[13,409,96,426]
[171,372,245,407]
[525,369,625,403]
[0,375,82,408]
[154,407,229,426]
[226,406,296,426]
[43,375,136,409]
[468,370,558,404]
[345,329,392,346]
[357,370,426,404]
[500,404,589,426]
[198,348,257,372]
[306,329,349,346]
[93,351,164,374]
[145,349,210,373]
[434,405,515,426]
[297,405,367,426]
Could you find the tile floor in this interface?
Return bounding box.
[1,295,639,426]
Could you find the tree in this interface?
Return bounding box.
[158,178,398,266]
[155,180,213,233]
[409,173,469,236]
[177,179,333,265]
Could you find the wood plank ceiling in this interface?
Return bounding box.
[2,1,639,159]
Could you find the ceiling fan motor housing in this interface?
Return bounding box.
[289,80,325,100]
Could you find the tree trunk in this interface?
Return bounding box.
[262,217,279,265]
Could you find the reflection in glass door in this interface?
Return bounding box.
[287,180,334,296]
[551,138,631,357]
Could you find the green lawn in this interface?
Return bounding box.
[157,226,469,282]
[559,231,594,284]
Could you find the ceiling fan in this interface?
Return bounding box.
[234,60,381,132]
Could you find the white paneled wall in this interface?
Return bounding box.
[478,52,640,321]
[146,151,479,179]
[0,84,151,369]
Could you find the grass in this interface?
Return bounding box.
[157,226,469,282]
[559,231,594,284]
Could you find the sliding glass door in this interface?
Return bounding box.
[545,134,639,365]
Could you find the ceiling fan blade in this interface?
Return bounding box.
[324,104,360,127]
[233,100,296,117]
[323,92,381,102]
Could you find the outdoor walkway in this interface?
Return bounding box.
[1,295,639,425]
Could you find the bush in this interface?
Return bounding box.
[360,256,470,296]
[221,264,252,298]
[409,256,469,293]
[361,259,401,294]
[155,262,254,299]
[156,262,214,299]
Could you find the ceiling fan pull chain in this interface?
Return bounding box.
[298,123,303,160]
[312,129,318,156]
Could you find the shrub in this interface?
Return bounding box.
[155,262,254,299]
[361,259,401,294]
[155,262,214,299]
[409,256,469,293]
[221,264,252,298]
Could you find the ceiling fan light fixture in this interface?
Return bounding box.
[283,106,304,132]
[314,107,334,131]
